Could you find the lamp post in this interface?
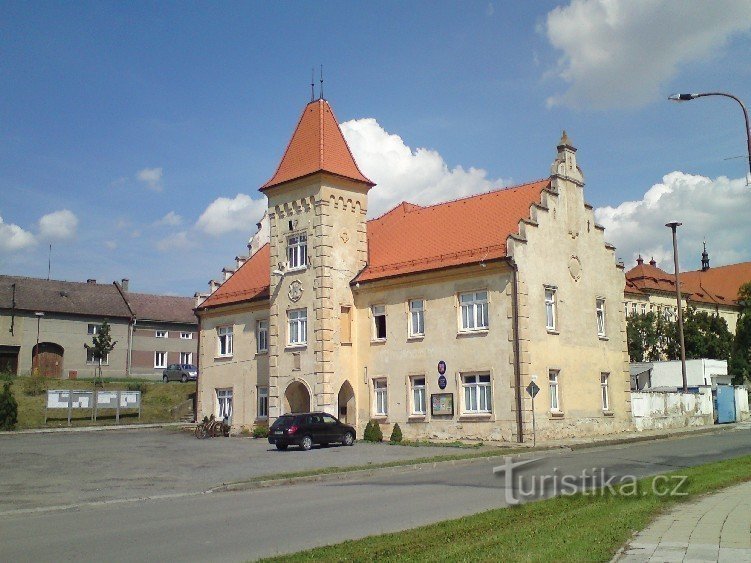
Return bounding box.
[668,92,751,180]
[34,311,45,374]
[665,222,687,393]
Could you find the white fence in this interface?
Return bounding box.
[630,388,713,431]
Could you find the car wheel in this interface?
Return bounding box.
[300,435,313,451]
[275,443,288,451]
[342,432,355,446]
[163,375,169,383]
[181,374,188,383]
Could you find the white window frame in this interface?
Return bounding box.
[408,299,425,338]
[601,373,610,411]
[545,286,557,331]
[640,303,647,315]
[459,291,489,332]
[257,319,269,353]
[596,298,606,337]
[373,378,388,416]
[549,370,561,412]
[631,303,637,316]
[287,232,308,270]
[216,388,233,422]
[257,386,269,419]
[154,351,167,369]
[461,373,492,414]
[410,376,426,415]
[217,326,233,357]
[372,305,387,341]
[155,330,168,339]
[179,352,193,365]
[180,332,193,340]
[288,308,307,346]
[86,349,109,365]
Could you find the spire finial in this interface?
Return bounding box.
[637,254,644,265]
[559,130,571,147]
[311,68,315,102]
[701,239,710,271]
[319,64,324,100]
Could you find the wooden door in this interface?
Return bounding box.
[34,343,64,378]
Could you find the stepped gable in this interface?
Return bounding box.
[196,244,270,310]
[260,98,373,191]
[354,179,551,283]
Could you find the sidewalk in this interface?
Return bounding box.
[616,481,751,563]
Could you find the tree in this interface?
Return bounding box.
[627,312,672,362]
[0,382,18,430]
[730,282,751,384]
[85,320,117,385]
[672,307,733,361]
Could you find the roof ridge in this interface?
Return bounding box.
[368,200,422,222]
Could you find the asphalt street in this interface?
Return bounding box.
[1,426,749,562]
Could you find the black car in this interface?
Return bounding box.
[268,412,356,451]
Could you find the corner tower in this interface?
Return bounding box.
[261,98,374,421]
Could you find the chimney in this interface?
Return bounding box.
[649,257,657,267]
[87,279,96,284]
[636,255,644,266]
[121,278,129,292]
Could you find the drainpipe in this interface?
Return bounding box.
[509,258,524,443]
[127,319,136,377]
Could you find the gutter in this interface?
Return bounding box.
[508,258,524,443]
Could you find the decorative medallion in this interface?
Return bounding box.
[288,280,303,302]
[340,229,349,244]
[568,255,582,281]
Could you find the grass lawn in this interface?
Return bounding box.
[6,377,194,429]
[262,454,751,562]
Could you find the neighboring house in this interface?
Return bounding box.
[0,276,197,379]
[630,359,731,391]
[194,96,632,443]
[624,254,750,334]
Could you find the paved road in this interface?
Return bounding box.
[1,427,749,562]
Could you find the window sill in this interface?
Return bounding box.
[603,410,615,417]
[549,411,565,419]
[214,355,233,360]
[340,341,352,346]
[407,335,425,341]
[286,266,307,274]
[371,416,388,423]
[457,329,489,337]
[285,344,307,351]
[370,339,387,345]
[546,329,559,335]
[408,414,428,421]
[459,413,492,421]
[598,335,609,341]
[255,351,268,356]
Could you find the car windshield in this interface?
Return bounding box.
[270,415,297,430]
[183,365,196,370]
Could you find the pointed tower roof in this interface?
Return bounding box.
[260,98,374,191]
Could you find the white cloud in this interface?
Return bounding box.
[156,231,190,252]
[341,118,507,217]
[544,0,751,109]
[595,172,751,271]
[155,211,183,227]
[38,209,78,241]
[137,167,164,191]
[196,193,267,236]
[104,240,117,250]
[0,215,36,252]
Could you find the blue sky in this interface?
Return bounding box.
[2,1,751,295]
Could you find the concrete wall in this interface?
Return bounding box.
[650,359,730,388]
[736,387,750,422]
[630,388,713,430]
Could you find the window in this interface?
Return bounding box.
[217,326,233,357]
[545,287,557,331]
[288,308,307,346]
[216,388,233,421]
[257,387,268,419]
[596,298,606,337]
[373,378,388,416]
[257,320,268,353]
[154,351,167,369]
[460,291,489,331]
[623,302,629,319]
[87,324,99,335]
[86,349,109,365]
[287,233,308,270]
[155,330,168,338]
[631,303,637,316]
[601,373,610,411]
[409,299,425,337]
[179,352,192,365]
[372,305,387,340]
[640,304,647,315]
[180,332,193,340]
[549,370,560,411]
[340,306,352,344]
[411,376,426,415]
[462,373,491,413]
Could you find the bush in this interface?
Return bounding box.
[126,382,147,394]
[363,419,383,442]
[0,382,18,430]
[0,371,15,383]
[21,374,48,397]
[389,423,403,443]
[252,425,269,439]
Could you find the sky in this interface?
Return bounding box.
[2,1,751,296]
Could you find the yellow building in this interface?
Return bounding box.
[195,97,632,442]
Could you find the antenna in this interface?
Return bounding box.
[310,68,315,102]
[319,64,324,100]
[47,244,52,280]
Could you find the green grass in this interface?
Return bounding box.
[6,377,194,429]
[261,454,751,562]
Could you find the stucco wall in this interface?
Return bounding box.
[631,389,713,430]
[131,322,198,378]
[736,387,750,422]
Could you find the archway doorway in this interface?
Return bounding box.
[284,381,311,413]
[338,380,356,425]
[32,342,64,378]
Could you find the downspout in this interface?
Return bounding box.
[509,258,524,443]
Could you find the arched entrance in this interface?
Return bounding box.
[284,381,311,414]
[32,342,64,378]
[338,380,356,425]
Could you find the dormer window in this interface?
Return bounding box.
[287,233,307,270]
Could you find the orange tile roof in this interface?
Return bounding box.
[681,262,751,305]
[354,180,551,283]
[260,99,373,191]
[196,244,270,311]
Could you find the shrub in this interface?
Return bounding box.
[363,419,383,442]
[0,371,15,383]
[0,382,18,430]
[252,425,269,439]
[238,427,251,437]
[126,382,147,394]
[389,423,403,443]
[21,373,48,397]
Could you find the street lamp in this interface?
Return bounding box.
[665,222,687,393]
[668,92,751,181]
[34,311,45,374]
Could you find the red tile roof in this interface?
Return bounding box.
[354,180,551,283]
[196,244,270,311]
[260,99,373,191]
